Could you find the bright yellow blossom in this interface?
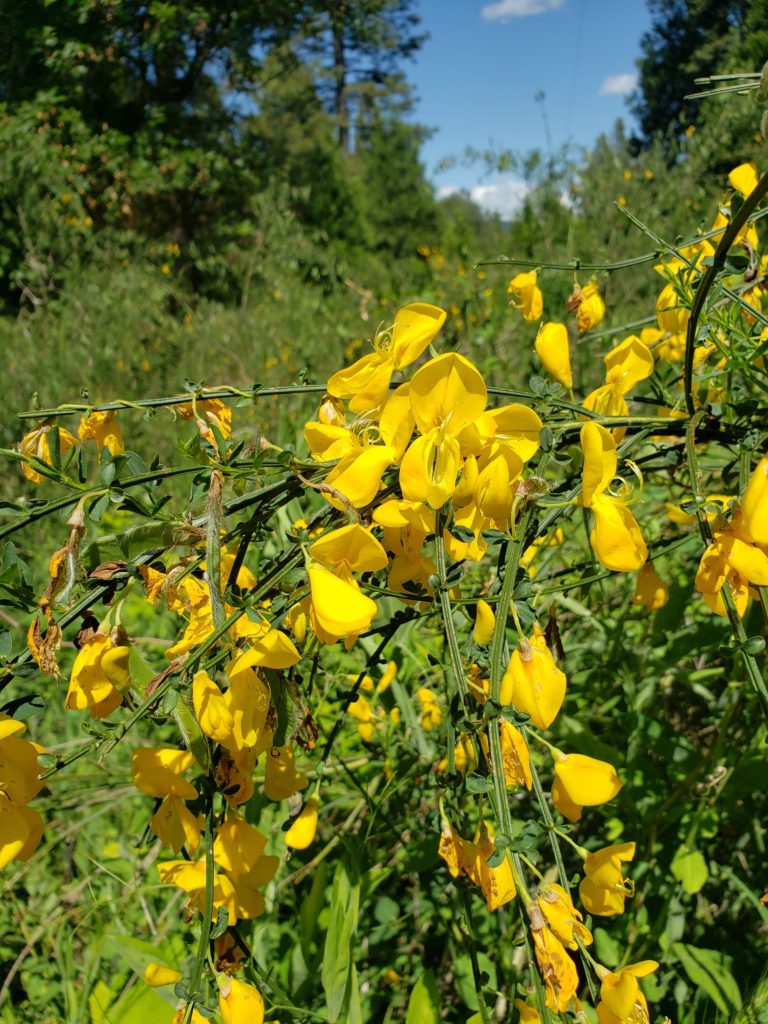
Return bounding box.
[633,563,669,610]
[535,322,572,389]
[400,353,487,509]
[327,303,447,413]
[580,422,648,572]
[508,271,544,322]
[596,960,658,1024]
[285,795,319,850]
[501,625,566,729]
[579,841,636,916]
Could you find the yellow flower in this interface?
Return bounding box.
[468,821,517,911]
[285,795,319,850]
[144,963,182,987]
[552,751,622,819]
[656,280,690,336]
[728,161,759,198]
[633,563,668,610]
[78,410,124,455]
[0,717,47,867]
[131,748,199,800]
[400,352,488,509]
[264,745,309,801]
[501,625,566,729]
[739,452,768,547]
[531,918,579,1012]
[536,882,592,949]
[176,398,232,446]
[535,322,572,389]
[438,816,516,911]
[0,793,44,869]
[568,281,605,333]
[498,720,532,789]
[19,424,78,484]
[472,599,495,645]
[149,795,202,854]
[304,387,411,509]
[218,975,265,1024]
[327,303,447,413]
[307,524,387,641]
[192,663,271,755]
[508,271,544,322]
[417,687,442,730]
[583,335,654,436]
[580,422,648,572]
[596,960,658,1024]
[514,1000,543,1023]
[579,841,636,916]
[65,633,123,718]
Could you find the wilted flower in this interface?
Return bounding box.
[78,410,124,455]
[19,424,78,484]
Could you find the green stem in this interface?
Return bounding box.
[681,168,768,414]
[459,889,492,1024]
[19,383,329,420]
[183,782,216,1023]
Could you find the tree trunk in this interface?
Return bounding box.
[332,4,349,153]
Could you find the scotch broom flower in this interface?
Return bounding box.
[264,745,309,801]
[535,322,572,389]
[400,352,488,508]
[285,794,319,850]
[596,960,658,1024]
[536,882,593,949]
[583,335,654,432]
[218,976,265,1024]
[501,625,567,729]
[508,271,544,322]
[327,303,447,413]
[729,161,759,198]
[472,599,495,645]
[633,563,669,611]
[20,424,78,484]
[78,410,124,455]
[552,750,622,816]
[307,524,388,641]
[568,281,605,333]
[739,452,768,546]
[498,720,532,789]
[579,841,636,916]
[530,911,580,1012]
[580,422,648,572]
[65,633,124,718]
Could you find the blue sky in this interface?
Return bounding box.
[409,0,651,215]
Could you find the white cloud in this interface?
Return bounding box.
[435,177,529,218]
[471,177,529,218]
[599,73,638,97]
[481,0,565,21]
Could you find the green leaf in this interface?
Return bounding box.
[672,943,742,1014]
[406,969,440,1024]
[300,859,328,966]
[671,845,708,894]
[321,858,360,1023]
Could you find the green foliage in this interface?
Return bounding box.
[631,0,751,148]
